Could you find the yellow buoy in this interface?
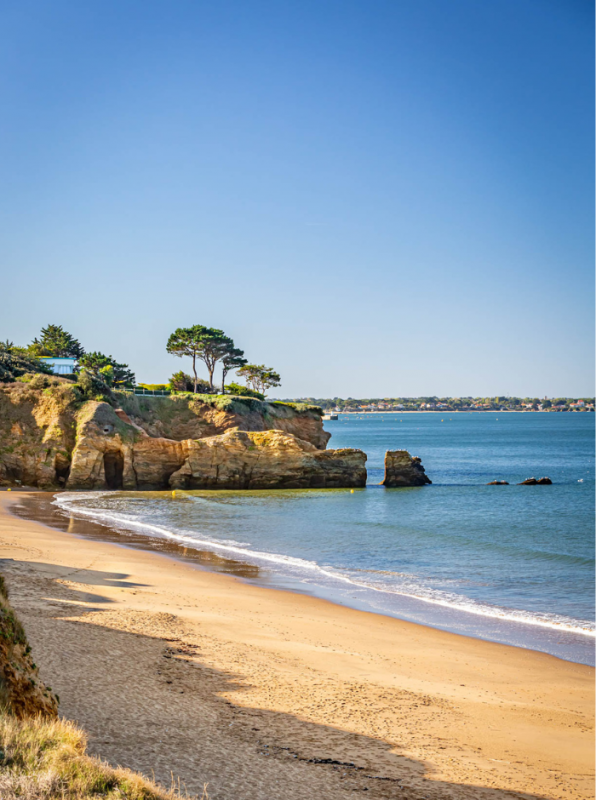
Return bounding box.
[350,489,354,493]
[172,490,176,498]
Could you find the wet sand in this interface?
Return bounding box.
[0,491,593,800]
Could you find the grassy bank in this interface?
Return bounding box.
[0,575,202,800]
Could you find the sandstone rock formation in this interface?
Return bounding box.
[67,403,366,490]
[487,480,509,485]
[517,477,552,485]
[0,385,365,490]
[381,450,431,487]
[170,429,366,490]
[117,394,331,450]
[0,382,78,489]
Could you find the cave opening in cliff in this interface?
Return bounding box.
[54,462,70,486]
[104,451,124,490]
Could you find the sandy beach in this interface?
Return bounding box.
[0,492,593,800]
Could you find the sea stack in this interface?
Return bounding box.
[381,450,431,487]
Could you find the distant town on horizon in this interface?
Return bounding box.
[276,396,595,413]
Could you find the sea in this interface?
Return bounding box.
[50,412,595,665]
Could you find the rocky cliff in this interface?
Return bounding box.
[116,393,331,449]
[381,450,431,487]
[0,384,365,490]
[0,382,77,489]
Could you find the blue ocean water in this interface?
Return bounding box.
[55,412,595,664]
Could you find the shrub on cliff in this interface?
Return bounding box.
[76,370,113,403]
[0,343,53,383]
[225,382,265,400]
[169,371,212,394]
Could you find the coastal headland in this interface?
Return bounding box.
[0,492,593,800]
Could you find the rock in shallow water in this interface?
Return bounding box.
[381,450,431,487]
[518,477,552,485]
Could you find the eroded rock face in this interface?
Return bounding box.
[0,383,78,489]
[117,395,331,450]
[381,450,431,487]
[67,402,137,490]
[169,429,366,490]
[64,402,365,490]
[1,387,364,490]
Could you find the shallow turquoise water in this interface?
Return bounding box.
[55,412,595,664]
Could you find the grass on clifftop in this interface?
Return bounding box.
[114,391,323,418]
[0,715,204,800]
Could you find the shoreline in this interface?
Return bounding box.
[0,491,593,799]
[39,490,596,665]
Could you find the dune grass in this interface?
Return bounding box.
[0,712,204,799]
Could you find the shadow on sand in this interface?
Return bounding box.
[0,555,551,800]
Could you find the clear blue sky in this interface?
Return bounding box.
[2,0,593,397]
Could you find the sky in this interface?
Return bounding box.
[1,0,593,398]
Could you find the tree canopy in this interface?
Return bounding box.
[166,325,237,392]
[221,346,247,393]
[30,324,84,358]
[78,352,135,389]
[237,364,281,396]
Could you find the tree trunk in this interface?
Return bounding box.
[221,368,227,394]
[192,353,198,393]
[208,365,214,392]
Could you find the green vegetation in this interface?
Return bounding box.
[168,371,211,394]
[220,347,247,394]
[78,352,135,390]
[137,383,170,393]
[225,382,264,400]
[237,364,281,396]
[165,324,279,397]
[29,324,84,359]
[166,326,237,393]
[2,322,281,402]
[0,342,53,383]
[0,714,201,799]
[279,396,596,412]
[1,326,135,404]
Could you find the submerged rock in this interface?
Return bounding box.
[487,480,509,485]
[381,450,431,487]
[518,477,552,485]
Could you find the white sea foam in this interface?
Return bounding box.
[53,493,595,639]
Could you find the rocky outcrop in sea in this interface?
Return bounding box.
[381,450,431,487]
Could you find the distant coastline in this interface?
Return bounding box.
[328,409,592,414]
[278,396,595,414]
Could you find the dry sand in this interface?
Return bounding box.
[0,491,593,800]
